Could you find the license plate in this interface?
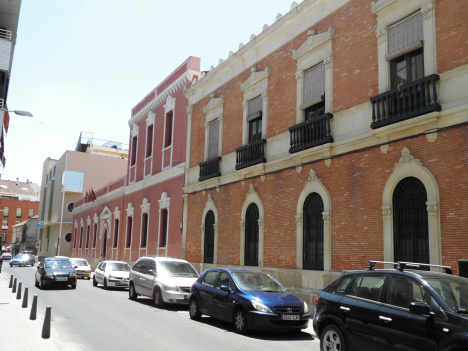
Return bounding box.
[55,277,67,281]
[282,314,300,320]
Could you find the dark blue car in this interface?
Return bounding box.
[189,268,310,334]
[9,253,35,267]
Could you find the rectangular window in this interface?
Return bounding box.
[208,119,219,159]
[391,48,424,89]
[113,219,119,248]
[3,207,8,217]
[2,220,7,228]
[93,223,97,248]
[79,227,83,248]
[86,226,90,248]
[302,63,325,120]
[1,233,5,243]
[29,209,34,218]
[73,228,77,248]
[165,111,173,147]
[160,209,168,247]
[131,136,137,166]
[247,96,263,143]
[16,208,22,218]
[126,217,133,248]
[141,213,148,247]
[146,125,153,158]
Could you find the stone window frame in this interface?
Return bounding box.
[129,124,139,183]
[162,96,176,170]
[240,183,264,267]
[203,95,224,161]
[293,27,334,124]
[201,194,219,265]
[381,147,441,266]
[372,0,436,93]
[157,192,171,253]
[140,198,150,253]
[125,203,134,259]
[113,207,121,250]
[296,169,331,271]
[240,67,270,145]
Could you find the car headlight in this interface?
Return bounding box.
[162,284,178,292]
[109,274,117,279]
[303,301,309,314]
[44,273,54,279]
[251,300,272,313]
[69,272,76,278]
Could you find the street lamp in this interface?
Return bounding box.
[4,109,33,117]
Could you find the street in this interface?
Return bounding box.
[2,264,321,351]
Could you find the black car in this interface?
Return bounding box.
[189,268,310,334]
[35,257,77,289]
[313,261,468,351]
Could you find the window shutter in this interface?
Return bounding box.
[302,62,325,109]
[208,119,219,160]
[387,11,423,59]
[246,95,263,122]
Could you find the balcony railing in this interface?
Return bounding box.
[289,112,334,154]
[199,156,221,181]
[235,139,266,170]
[0,29,12,41]
[370,74,441,130]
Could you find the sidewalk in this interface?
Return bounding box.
[0,269,61,351]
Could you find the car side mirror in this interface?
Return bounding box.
[147,269,157,276]
[409,301,431,316]
[74,265,78,268]
[220,285,231,292]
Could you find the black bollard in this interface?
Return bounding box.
[41,306,51,339]
[22,287,29,308]
[16,281,22,299]
[12,277,17,293]
[30,294,38,320]
[9,274,13,288]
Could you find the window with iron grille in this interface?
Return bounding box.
[393,176,429,264]
[93,223,97,248]
[141,213,148,247]
[208,120,219,160]
[160,209,168,247]
[302,63,325,120]
[204,210,215,263]
[247,96,262,143]
[245,203,259,266]
[126,217,133,248]
[388,12,424,89]
[113,219,119,248]
[303,192,324,271]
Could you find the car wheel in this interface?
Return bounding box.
[104,278,108,290]
[129,283,138,301]
[71,283,77,289]
[233,308,249,334]
[320,324,346,351]
[87,277,91,280]
[38,278,45,290]
[153,287,164,308]
[35,278,39,288]
[93,276,98,287]
[189,298,202,320]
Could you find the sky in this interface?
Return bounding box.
[3,0,296,185]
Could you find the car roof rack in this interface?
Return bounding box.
[367,260,452,274]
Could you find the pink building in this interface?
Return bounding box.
[71,57,200,265]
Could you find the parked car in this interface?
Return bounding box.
[0,252,12,260]
[70,258,92,279]
[189,268,310,334]
[93,260,131,289]
[35,257,77,289]
[313,260,468,351]
[128,256,199,307]
[9,253,35,267]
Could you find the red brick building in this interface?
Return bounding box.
[0,179,39,253]
[71,57,200,265]
[183,0,468,301]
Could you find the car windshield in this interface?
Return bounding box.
[107,262,131,271]
[426,275,468,314]
[14,254,29,260]
[158,261,198,277]
[45,259,71,269]
[71,259,88,266]
[232,272,287,292]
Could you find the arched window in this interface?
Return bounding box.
[245,203,259,266]
[303,192,324,270]
[204,210,215,263]
[393,176,429,264]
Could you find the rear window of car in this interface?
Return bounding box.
[348,275,386,302]
[335,276,353,294]
[202,271,218,287]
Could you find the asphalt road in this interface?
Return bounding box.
[4,264,321,351]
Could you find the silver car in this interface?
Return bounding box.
[128,256,199,307]
[93,260,131,289]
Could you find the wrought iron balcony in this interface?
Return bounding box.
[370,74,441,130]
[199,156,221,181]
[289,112,334,154]
[235,139,266,170]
